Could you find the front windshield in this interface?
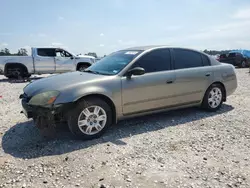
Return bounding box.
[86,50,143,75]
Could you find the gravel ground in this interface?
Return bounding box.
[0,69,250,188]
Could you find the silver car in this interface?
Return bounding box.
[20,46,237,140]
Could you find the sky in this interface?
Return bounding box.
[0,0,250,56]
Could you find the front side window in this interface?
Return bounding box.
[174,49,203,69]
[131,49,171,73]
[86,50,143,75]
[37,48,55,57]
[55,49,72,58]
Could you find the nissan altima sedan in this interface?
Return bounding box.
[20,46,237,140]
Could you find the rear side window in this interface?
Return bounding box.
[228,53,236,57]
[173,49,203,69]
[132,49,171,73]
[201,54,211,66]
[37,48,55,57]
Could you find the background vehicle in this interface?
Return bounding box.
[218,50,250,68]
[20,46,237,140]
[0,47,95,78]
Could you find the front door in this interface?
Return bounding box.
[121,48,177,115]
[55,49,75,72]
[172,48,213,104]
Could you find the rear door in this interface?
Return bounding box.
[228,52,243,66]
[121,48,177,115]
[34,48,56,73]
[55,49,75,72]
[172,48,213,105]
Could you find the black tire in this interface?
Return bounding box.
[201,84,225,112]
[240,60,246,68]
[78,64,89,72]
[6,66,25,79]
[67,97,112,140]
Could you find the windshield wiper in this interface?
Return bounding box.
[83,69,100,74]
[83,69,113,76]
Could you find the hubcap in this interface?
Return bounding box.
[77,105,107,135]
[79,66,87,72]
[208,87,222,108]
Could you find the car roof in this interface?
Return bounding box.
[124,45,203,53]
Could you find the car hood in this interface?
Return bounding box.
[23,71,107,97]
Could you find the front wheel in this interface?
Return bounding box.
[201,84,224,112]
[67,97,112,140]
[78,64,89,72]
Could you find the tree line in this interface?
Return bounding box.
[0,48,28,56]
[203,49,232,55]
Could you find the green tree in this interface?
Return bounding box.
[0,48,11,56]
[17,48,28,56]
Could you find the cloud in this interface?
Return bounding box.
[58,16,64,21]
[0,43,8,46]
[99,44,105,47]
[52,42,63,46]
[117,40,136,46]
[232,7,250,19]
[100,33,104,37]
[38,33,47,37]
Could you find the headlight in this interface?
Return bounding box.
[28,91,60,106]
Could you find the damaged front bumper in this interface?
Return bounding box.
[20,93,74,125]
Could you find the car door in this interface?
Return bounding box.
[34,48,56,73]
[172,48,214,105]
[54,49,75,72]
[121,48,177,115]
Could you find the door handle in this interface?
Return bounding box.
[166,80,174,84]
[205,73,211,77]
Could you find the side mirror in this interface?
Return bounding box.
[126,67,145,78]
[70,56,74,59]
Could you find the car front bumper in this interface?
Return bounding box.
[20,93,74,122]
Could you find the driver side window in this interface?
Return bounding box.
[131,49,171,73]
[55,49,71,58]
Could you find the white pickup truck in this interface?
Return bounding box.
[0,47,95,78]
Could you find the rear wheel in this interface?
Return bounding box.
[67,97,112,140]
[201,84,224,112]
[5,65,30,79]
[7,67,24,79]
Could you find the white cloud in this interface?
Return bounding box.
[38,33,47,37]
[1,43,8,46]
[99,44,105,47]
[117,40,136,46]
[232,8,250,19]
[100,33,104,37]
[52,42,63,46]
[58,16,64,21]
